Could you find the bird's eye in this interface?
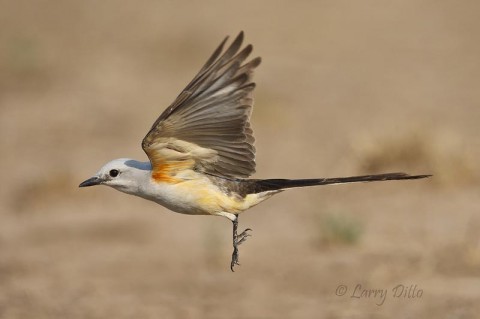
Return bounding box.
[109,169,119,177]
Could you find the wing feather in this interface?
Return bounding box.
[142,32,260,180]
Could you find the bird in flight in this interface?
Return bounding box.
[79,32,430,271]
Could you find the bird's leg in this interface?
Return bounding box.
[231,214,252,272]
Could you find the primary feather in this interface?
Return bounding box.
[142,31,260,180]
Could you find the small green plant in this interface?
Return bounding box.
[317,212,363,246]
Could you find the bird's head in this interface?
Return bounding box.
[79,158,151,194]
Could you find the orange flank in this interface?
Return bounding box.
[151,160,194,183]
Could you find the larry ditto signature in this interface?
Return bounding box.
[335,284,423,306]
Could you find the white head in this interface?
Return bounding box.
[79,158,152,195]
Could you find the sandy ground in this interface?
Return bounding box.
[1,0,480,318]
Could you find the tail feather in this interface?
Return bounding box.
[251,173,431,193]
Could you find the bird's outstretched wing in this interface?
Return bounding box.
[142,32,261,182]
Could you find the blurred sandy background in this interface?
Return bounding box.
[1,0,480,318]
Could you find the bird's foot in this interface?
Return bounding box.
[235,228,252,246]
[230,228,252,272]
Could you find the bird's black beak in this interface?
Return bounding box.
[79,176,102,187]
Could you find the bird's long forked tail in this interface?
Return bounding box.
[253,172,431,193]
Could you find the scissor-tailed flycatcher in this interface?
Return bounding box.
[80,32,430,271]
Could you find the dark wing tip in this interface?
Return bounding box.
[237,30,245,40]
[252,56,262,67]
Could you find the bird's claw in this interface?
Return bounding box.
[235,228,252,246]
[231,246,240,271]
[231,227,252,272]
